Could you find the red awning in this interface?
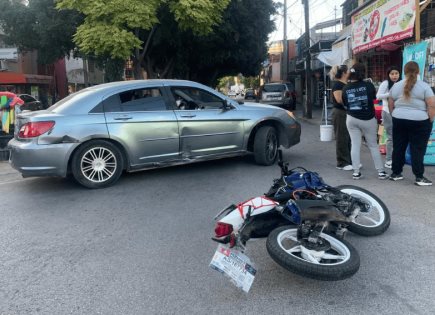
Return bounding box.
[0,72,27,84]
[0,72,52,85]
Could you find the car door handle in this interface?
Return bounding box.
[113,115,133,121]
[180,114,196,118]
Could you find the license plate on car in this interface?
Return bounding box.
[209,244,256,293]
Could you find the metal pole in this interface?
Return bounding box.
[303,0,312,118]
[283,0,288,82]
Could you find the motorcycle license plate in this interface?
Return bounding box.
[209,244,256,293]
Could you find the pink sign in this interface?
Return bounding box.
[351,0,416,54]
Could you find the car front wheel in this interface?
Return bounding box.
[71,140,124,189]
[254,126,278,165]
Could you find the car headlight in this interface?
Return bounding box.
[286,110,296,119]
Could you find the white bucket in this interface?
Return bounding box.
[320,125,333,142]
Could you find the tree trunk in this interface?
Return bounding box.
[132,27,157,80]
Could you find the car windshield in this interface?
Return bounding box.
[263,84,285,92]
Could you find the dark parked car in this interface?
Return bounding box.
[244,88,256,101]
[260,82,296,110]
[9,80,301,189]
[17,94,45,111]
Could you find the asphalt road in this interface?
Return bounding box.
[0,109,434,315]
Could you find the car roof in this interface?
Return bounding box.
[49,79,226,114]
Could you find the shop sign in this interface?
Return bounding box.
[402,41,428,80]
[351,0,416,54]
[0,48,18,60]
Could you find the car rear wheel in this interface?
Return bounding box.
[254,126,278,165]
[71,140,124,189]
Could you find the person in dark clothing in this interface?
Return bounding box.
[388,61,435,186]
[342,63,387,180]
[330,64,352,170]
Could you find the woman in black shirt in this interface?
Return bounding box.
[330,65,352,170]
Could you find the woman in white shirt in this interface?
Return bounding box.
[376,66,401,168]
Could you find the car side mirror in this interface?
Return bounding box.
[223,99,232,110]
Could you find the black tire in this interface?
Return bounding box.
[253,126,278,166]
[266,226,360,281]
[71,140,124,189]
[336,185,390,236]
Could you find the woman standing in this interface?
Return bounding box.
[342,63,387,180]
[388,61,435,186]
[376,66,401,168]
[330,65,352,170]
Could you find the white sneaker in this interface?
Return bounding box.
[341,165,353,171]
[384,160,392,169]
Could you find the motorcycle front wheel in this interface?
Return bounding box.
[336,185,390,236]
[266,226,360,281]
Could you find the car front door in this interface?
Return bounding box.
[104,86,180,167]
[169,86,244,158]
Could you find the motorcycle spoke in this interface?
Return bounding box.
[321,253,346,261]
[285,245,302,254]
[356,215,378,225]
[302,250,321,264]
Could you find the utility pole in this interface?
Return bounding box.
[303,0,312,118]
[283,0,288,82]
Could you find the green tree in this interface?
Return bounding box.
[0,0,82,64]
[57,0,231,79]
[139,0,276,85]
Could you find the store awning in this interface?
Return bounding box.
[0,72,52,85]
[0,72,26,84]
[317,38,350,66]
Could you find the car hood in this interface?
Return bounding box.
[236,101,285,111]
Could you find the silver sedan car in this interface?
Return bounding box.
[9,80,301,188]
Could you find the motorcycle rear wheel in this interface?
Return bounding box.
[336,185,390,236]
[266,226,360,281]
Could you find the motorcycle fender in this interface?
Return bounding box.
[219,196,278,232]
[296,200,348,222]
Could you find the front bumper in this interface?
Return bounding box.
[8,138,76,178]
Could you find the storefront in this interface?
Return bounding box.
[350,0,417,87]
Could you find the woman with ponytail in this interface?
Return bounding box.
[330,64,352,170]
[388,61,435,186]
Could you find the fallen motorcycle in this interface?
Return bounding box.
[210,152,390,285]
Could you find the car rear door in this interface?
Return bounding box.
[103,85,180,167]
[168,85,244,158]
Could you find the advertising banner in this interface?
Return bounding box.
[402,41,428,80]
[351,0,416,54]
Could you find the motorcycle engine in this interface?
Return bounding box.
[322,192,362,216]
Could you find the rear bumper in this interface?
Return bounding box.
[8,138,75,177]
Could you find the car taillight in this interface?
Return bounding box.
[214,222,233,237]
[19,121,55,138]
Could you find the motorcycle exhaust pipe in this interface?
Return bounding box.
[295,200,349,222]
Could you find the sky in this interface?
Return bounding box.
[268,0,346,42]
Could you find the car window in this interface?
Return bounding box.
[19,95,36,103]
[104,87,167,112]
[263,84,286,92]
[171,87,224,110]
[284,83,295,91]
